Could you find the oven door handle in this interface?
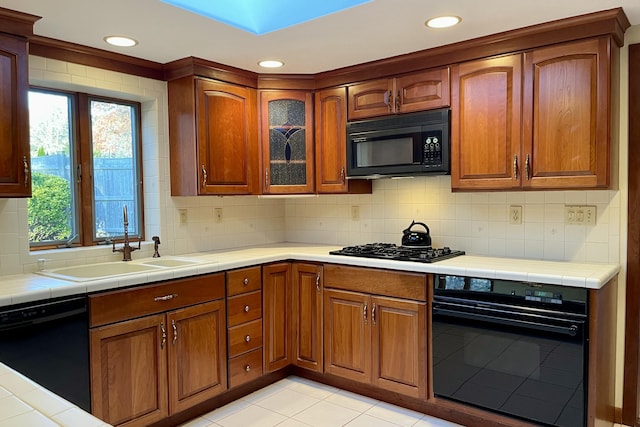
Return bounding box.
[432,307,582,337]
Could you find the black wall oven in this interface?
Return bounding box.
[432,275,588,427]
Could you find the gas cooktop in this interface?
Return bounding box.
[329,243,465,263]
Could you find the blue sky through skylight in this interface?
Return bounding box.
[160,0,372,35]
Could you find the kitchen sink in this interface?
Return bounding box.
[36,256,207,282]
[37,262,163,282]
[138,257,203,268]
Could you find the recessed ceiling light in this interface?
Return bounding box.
[104,36,138,47]
[259,60,284,68]
[425,16,461,29]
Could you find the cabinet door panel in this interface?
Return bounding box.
[263,262,293,372]
[371,296,426,399]
[324,289,371,383]
[451,54,523,190]
[260,91,314,194]
[348,79,394,120]
[0,35,29,197]
[315,88,347,193]
[167,299,227,414]
[197,79,259,194]
[397,68,450,113]
[90,314,167,427]
[523,38,610,189]
[293,263,323,372]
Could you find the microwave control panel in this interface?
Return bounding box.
[423,132,443,167]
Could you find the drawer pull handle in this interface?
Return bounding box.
[245,335,251,342]
[154,293,178,302]
[245,365,251,372]
[244,305,250,312]
[243,278,249,285]
[372,303,377,326]
[316,274,321,292]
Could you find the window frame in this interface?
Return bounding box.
[28,87,144,250]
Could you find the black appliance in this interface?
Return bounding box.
[329,243,464,263]
[0,296,90,412]
[432,275,588,427]
[346,108,450,178]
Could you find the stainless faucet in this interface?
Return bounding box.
[58,233,78,248]
[113,206,140,261]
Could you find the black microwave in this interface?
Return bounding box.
[346,109,450,178]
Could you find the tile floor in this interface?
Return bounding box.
[179,376,464,427]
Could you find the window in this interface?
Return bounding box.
[28,88,143,248]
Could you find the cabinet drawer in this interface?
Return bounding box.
[89,273,225,327]
[324,264,427,301]
[229,348,263,388]
[228,319,263,357]
[227,266,262,296]
[227,290,262,326]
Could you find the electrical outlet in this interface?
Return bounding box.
[178,209,188,225]
[351,206,360,221]
[565,205,596,225]
[509,205,522,225]
[214,208,223,223]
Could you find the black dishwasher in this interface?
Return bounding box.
[0,296,90,412]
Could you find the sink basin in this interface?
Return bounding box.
[37,262,163,282]
[139,257,203,268]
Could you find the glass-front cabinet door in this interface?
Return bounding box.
[260,91,314,194]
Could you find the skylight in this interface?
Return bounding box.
[160,0,372,35]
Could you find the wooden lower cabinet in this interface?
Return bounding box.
[292,263,323,372]
[167,300,227,414]
[90,314,168,427]
[263,262,293,372]
[324,288,427,399]
[89,276,227,427]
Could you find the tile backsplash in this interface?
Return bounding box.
[285,176,620,264]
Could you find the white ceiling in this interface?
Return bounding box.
[1,0,639,74]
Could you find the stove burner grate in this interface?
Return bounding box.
[330,243,465,263]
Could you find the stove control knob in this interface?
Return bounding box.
[442,247,451,254]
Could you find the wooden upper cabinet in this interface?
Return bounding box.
[315,88,348,193]
[168,77,259,195]
[314,87,372,195]
[0,34,30,197]
[347,68,450,120]
[522,38,611,189]
[260,91,314,194]
[452,37,612,191]
[451,54,523,191]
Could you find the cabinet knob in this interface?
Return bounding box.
[245,365,251,372]
[245,335,251,342]
[243,278,249,285]
[244,305,250,312]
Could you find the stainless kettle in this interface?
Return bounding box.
[402,220,432,247]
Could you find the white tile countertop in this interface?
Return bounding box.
[0,363,110,427]
[0,243,621,426]
[0,243,621,308]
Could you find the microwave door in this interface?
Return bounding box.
[355,136,414,168]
